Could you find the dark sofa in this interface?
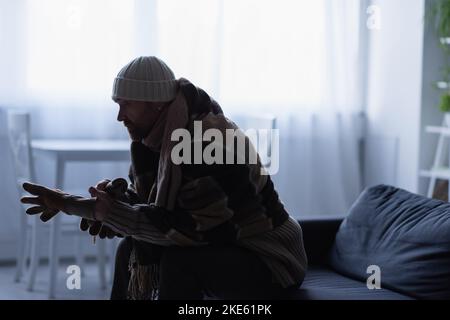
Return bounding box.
[293,184,450,300]
[295,216,412,300]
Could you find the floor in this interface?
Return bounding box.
[0,260,112,300]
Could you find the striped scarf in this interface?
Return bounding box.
[127,78,225,299]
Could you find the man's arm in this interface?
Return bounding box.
[99,198,203,246]
[20,181,181,245]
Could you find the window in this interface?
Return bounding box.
[25,0,135,103]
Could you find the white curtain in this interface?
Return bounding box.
[0,0,364,219]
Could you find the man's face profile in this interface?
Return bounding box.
[115,99,168,141]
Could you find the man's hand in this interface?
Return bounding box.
[93,179,111,192]
[21,182,68,222]
[79,179,114,238]
[89,178,129,221]
[88,186,114,221]
[78,178,127,239]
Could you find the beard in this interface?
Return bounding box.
[128,131,141,141]
[126,125,144,141]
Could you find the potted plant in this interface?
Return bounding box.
[428,0,450,117]
[436,67,450,114]
[428,0,450,45]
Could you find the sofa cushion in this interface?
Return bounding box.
[329,184,450,299]
[290,266,412,300]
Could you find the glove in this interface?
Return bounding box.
[21,182,96,222]
[79,178,129,239]
[104,178,129,202]
[79,218,123,239]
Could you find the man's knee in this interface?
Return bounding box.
[115,237,132,265]
[110,237,133,300]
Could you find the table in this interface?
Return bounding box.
[31,139,131,298]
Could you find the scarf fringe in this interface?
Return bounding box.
[127,247,160,300]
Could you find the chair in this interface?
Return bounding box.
[7,110,34,284]
[7,110,113,298]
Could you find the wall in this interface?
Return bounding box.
[364,0,425,193]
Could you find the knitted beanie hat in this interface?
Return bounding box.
[112,56,178,102]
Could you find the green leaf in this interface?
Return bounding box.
[439,93,450,112]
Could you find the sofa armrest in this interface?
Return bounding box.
[298,215,345,266]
